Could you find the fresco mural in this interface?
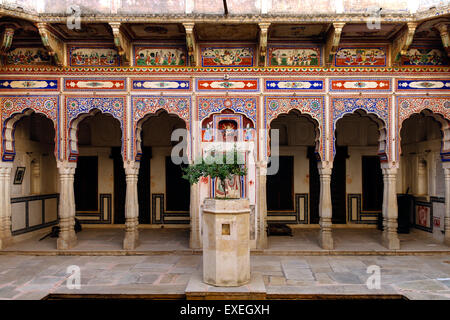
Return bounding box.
[69,46,120,67]
[401,47,448,66]
[267,46,320,66]
[201,47,254,67]
[6,48,51,65]
[133,46,187,66]
[335,47,387,67]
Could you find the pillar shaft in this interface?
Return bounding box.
[318,162,333,249]
[256,161,268,249]
[123,162,140,250]
[56,161,77,250]
[189,183,201,249]
[0,162,13,249]
[381,166,400,250]
[444,166,450,246]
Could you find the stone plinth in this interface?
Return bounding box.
[202,198,250,287]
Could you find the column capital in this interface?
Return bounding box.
[318,161,333,175]
[124,161,140,175]
[0,161,13,170]
[442,161,450,171]
[57,160,76,175]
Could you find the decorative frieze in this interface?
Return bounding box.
[264,79,324,92]
[329,78,391,92]
[132,79,191,91]
[64,78,126,91]
[0,78,59,91]
[195,78,259,92]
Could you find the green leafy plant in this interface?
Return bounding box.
[182,149,247,199]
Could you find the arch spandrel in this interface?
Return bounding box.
[331,96,391,163]
[131,95,191,162]
[397,96,450,161]
[1,95,59,161]
[65,96,127,162]
[264,96,325,161]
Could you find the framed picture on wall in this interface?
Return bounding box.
[414,202,433,232]
[13,167,25,185]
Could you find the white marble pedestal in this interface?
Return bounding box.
[202,198,250,287]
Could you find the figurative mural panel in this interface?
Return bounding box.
[64,78,126,91]
[132,79,191,91]
[68,46,120,67]
[196,78,259,91]
[267,46,321,66]
[133,45,187,66]
[0,78,59,91]
[197,97,257,123]
[401,47,448,66]
[201,47,254,67]
[335,47,387,67]
[6,47,51,65]
[264,79,324,92]
[330,79,391,92]
[397,79,450,91]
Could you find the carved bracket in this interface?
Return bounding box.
[183,22,196,67]
[109,22,131,66]
[324,22,345,67]
[0,27,14,55]
[392,22,417,66]
[36,22,65,66]
[435,23,449,57]
[258,22,270,67]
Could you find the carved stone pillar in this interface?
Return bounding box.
[0,162,13,249]
[189,183,201,249]
[123,161,140,250]
[318,162,333,249]
[256,161,268,249]
[56,161,77,250]
[443,163,450,246]
[381,165,400,250]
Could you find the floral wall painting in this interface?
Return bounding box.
[267,46,321,66]
[335,47,387,67]
[69,46,120,67]
[401,47,448,66]
[201,47,254,67]
[6,47,51,65]
[133,46,187,66]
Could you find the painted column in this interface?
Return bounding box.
[443,163,450,246]
[0,162,13,249]
[190,183,201,248]
[381,164,400,250]
[318,161,333,249]
[256,160,268,249]
[123,161,140,250]
[56,160,77,250]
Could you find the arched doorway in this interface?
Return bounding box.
[267,110,321,224]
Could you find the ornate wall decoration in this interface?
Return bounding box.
[334,46,387,67]
[401,47,448,66]
[200,47,254,67]
[331,96,391,161]
[6,47,51,65]
[68,45,120,67]
[329,78,391,92]
[133,45,187,67]
[396,79,450,91]
[195,78,259,91]
[264,96,325,159]
[267,46,321,66]
[1,95,59,161]
[197,96,257,124]
[64,78,127,91]
[132,79,191,91]
[0,78,59,91]
[264,78,324,92]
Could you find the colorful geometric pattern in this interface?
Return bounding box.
[329,78,391,92]
[335,46,387,67]
[132,79,191,91]
[396,79,450,91]
[197,96,257,124]
[264,96,325,159]
[0,78,59,91]
[264,79,324,92]
[196,78,259,92]
[331,96,391,161]
[201,47,254,67]
[267,46,321,67]
[1,95,59,161]
[64,78,126,91]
